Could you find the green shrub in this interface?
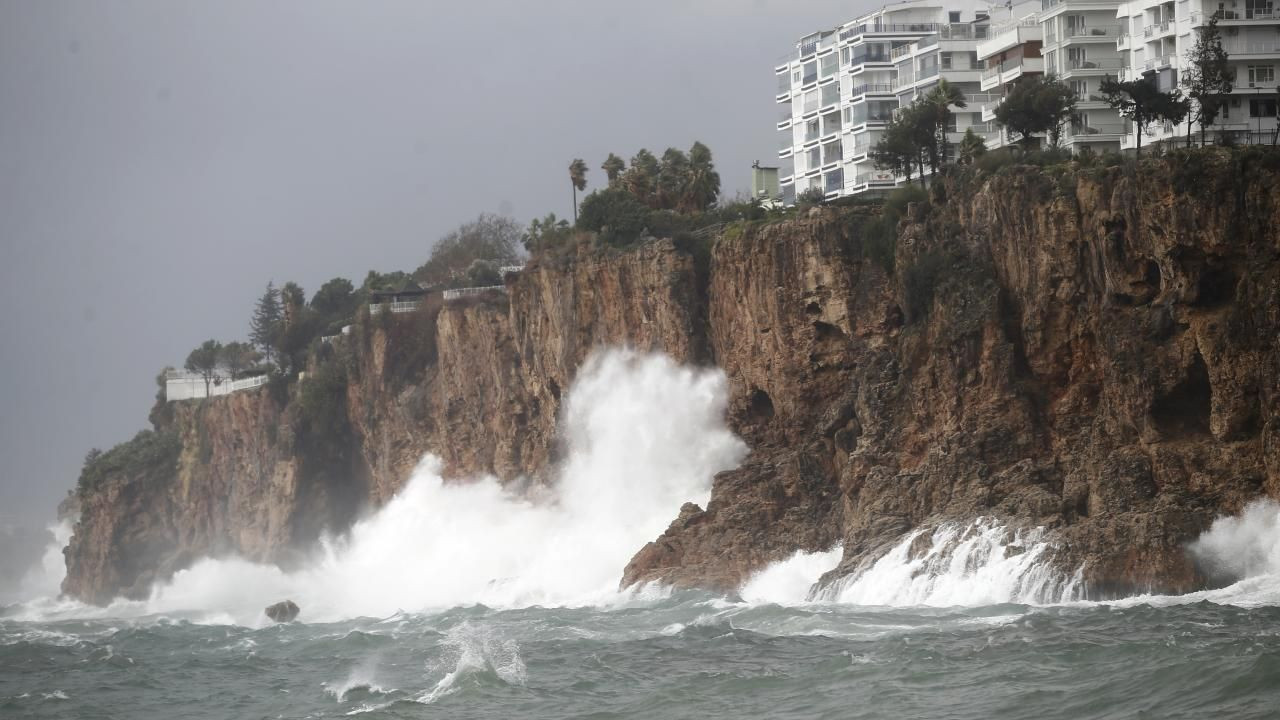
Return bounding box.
[295,358,351,450]
[903,250,952,323]
[77,429,181,498]
[577,188,651,246]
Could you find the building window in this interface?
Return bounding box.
[941,52,952,70]
[1250,98,1278,117]
[1247,65,1276,86]
[1071,79,1088,97]
[949,11,962,22]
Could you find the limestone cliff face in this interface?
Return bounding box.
[63,390,363,604]
[64,151,1280,603]
[624,151,1280,597]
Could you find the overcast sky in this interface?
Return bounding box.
[0,0,868,530]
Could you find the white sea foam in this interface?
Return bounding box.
[739,547,842,605]
[48,349,745,625]
[797,519,1081,607]
[419,621,526,704]
[1094,500,1280,609]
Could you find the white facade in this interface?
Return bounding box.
[776,0,1279,201]
[775,0,997,201]
[1117,0,1280,148]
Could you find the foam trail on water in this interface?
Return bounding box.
[120,349,745,624]
[812,519,1080,607]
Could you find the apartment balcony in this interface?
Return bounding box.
[1220,40,1280,58]
[1041,0,1126,12]
[976,23,1043,60]
[1142,54,1175,72]
[849,83,895,99]
[849,51,890,70]
[938,24,990,41]
[847,109,895,127]
[1116,32,1130,51]
[1002,57,1044,84]
[840,23,941,41]
[980,64,1004,90]
[1142,20,1175,39]
[853,170,898,188]
[1063,25,1123,43]
[1064,57,1124,74]
[1190,9,1280,25]
[1069,122,1128,138]
[981,101,1002,123]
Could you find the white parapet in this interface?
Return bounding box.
[165,372,269,402]
[442,285,506,301]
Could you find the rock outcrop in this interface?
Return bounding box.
[63,150,1280,603]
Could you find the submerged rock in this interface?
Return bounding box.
[265,600,300,623]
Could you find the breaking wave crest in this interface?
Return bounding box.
[92,349,746,624]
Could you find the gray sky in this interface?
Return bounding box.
[0,0,865,530]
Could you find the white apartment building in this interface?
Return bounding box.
[775,0,996,202]
[1117,0,1279,148]
[777,0,1278,202]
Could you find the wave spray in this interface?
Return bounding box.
[140,349,746,623]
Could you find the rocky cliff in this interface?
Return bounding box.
[64,149,1280,603]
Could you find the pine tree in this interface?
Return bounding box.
[1183,16,1234,146]
[249,281,282,365]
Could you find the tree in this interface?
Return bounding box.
[220,341,261,380]
[994,75,1078,149]
[522,213,572,253]
[957,128,987,165]
[1101,77,1187,156]
[601,153,626,186]
[922,79,967,172]
[682,141,721,212]
[249,282,282,365]
[577,188,651,245]
[568,158,588,222]
[872,111,920,185]
[185,339,223,396]
[657,148,690,210]
[621,149,660,207]
[280,282,306,328]
[465,259,502,287]
[310,277,357,333]
[1183,16,1234,146]
[414,213,522,286]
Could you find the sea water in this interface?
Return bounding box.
[3,350,1279,719]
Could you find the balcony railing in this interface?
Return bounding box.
[850,83,895,96]
[891,44,914,59]
[802,71,818,86]
[1068,57,1124,70]
[841,23,940,39]
[855,170,898,186]
[1191,8,1279,22]
[1071,122,1127,136]
[1143,54,1174,71]
[1220,41,1280,55]
[849,51,892,65]
[1066,25,1122,38]
[938,23,989,40]
[849,109,895,125]
[982,64,1003,79]
[442,286,505,302]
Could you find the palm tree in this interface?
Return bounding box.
[657,148,689,211]
[923,79,967,173]
[623,149,660,206]
[601,154,626,186]
[682,142,721,213]
[568,158,588,222]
